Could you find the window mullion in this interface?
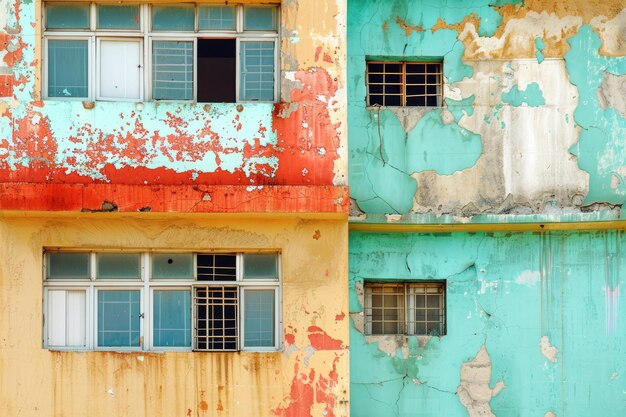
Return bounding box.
[402,63,406,106]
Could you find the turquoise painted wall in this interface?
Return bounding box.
[349,231,625,417]
[348,0,626,216]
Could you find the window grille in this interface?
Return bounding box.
[364,282,446,336]
[366,61,443,107]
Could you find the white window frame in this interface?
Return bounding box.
[96,37,144,102]
[43,251,282,352]
[42,2,280,102]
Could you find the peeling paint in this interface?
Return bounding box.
[501,82,546,107]
[457,346,505,417]
[539,336,558,362]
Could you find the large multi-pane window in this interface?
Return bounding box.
[43,251,281,351]
[43,3,279,102]
[363,282,446,336]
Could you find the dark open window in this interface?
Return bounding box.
[197,39,236,102]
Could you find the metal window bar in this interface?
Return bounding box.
[366,61,443,107]
[193,285,239,351]
[196,253,237,281]
[364,283,405,335]
[406,283,445,336]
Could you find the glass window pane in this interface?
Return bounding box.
[97,253,140,279]
[240,41,275,101]
[152,6,194,31]
[152,253,193,279]
[97,5,140,30]
[48,252,90,279]
[244,289,275,347]
[47,40,89,98]
[98,290,140,347]
[153,290,191,347]
[243,254,277,279]
[46,4,90,29]
[198,6,235,30]
[152,41,193,100]
[244,6,277,31]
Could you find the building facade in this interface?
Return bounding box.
[348,1,625,416]
[0,1,349,416]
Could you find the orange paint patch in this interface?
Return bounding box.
[0,74,14,97]
[0,183,349,213]
[272,67,341,185]
[199,401,208,411]
[307,326,344,350]
[335,312,345,322]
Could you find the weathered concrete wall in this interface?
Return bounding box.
[0,0,347,212]
[349,230,625,417]
[348,0,626,220]
[0,213,349,417]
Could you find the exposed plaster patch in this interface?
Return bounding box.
[539,336,558,362]
[590,9,626,56]
[544,412,556,417]
[385,214,402,222]
[354,281,364,308]
[387,107,433,133]
[457,346,505,417]
[459,11,583,59]
[350,313,364,334]
[610,371,618,380]
[597,72,626,118]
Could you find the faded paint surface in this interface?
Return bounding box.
[348,0,626,220]
[349,231,625,417]
[0,214,349,417]
[0,0,347,212]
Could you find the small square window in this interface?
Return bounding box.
[366,61,443,107]
[364,282,446,336]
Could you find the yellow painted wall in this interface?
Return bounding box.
[0,213,349,417]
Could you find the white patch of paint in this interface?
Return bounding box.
[316,147,326,156]
[516,270,541,286]
[107,387,115,397]
[136,355,144,362]
[478,279,498,294]
[385,214,402,223]
[610,372,618,380]
[539,336,558,362]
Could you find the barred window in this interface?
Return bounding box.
[364,282,446,336]
[366,61,443,107]
[44,251,280,351]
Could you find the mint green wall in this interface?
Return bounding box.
[348,0,626,217]
[349,231,625,417]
